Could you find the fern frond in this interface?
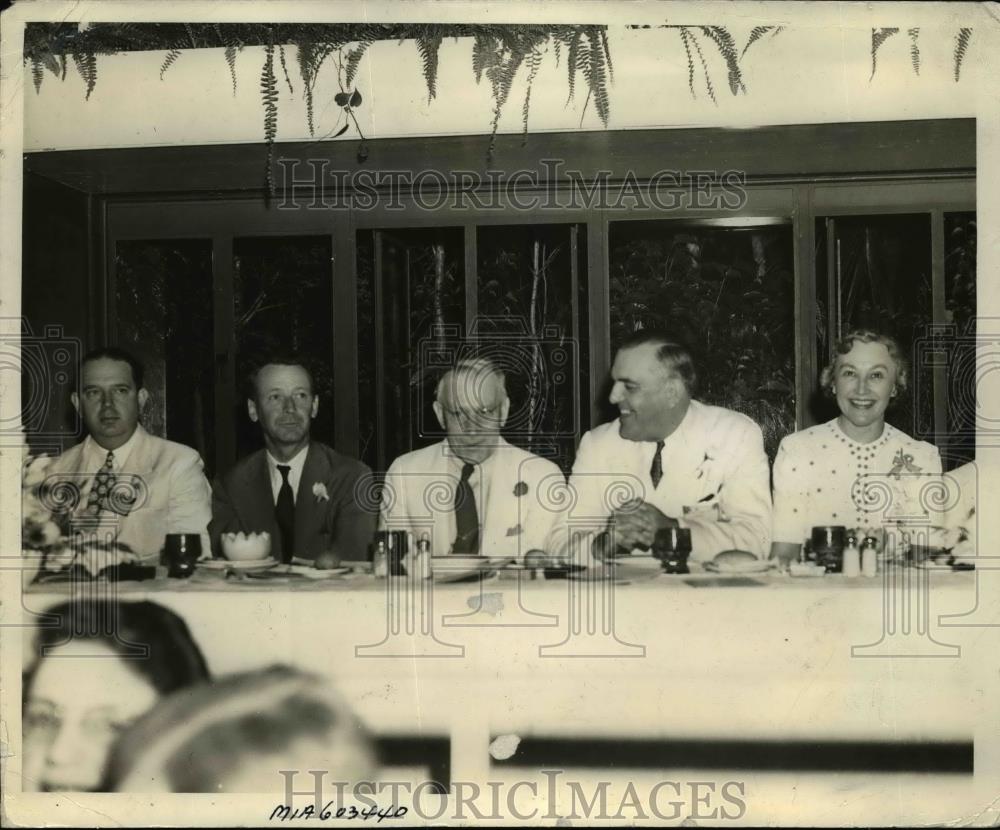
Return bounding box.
[224,45,239,95]
[741,26,774,59]
[521,47,543,142]
[586,30,611,125]
[870,27,899,81]
[954,28,972,82]
[472,33,494,84]
[416,34,443,100]
[908,28,920,76]
[278,44,294,94]
[566,30,582,103]
[344,39,372,88]
[679,28,696,100]
[687,29,716,103]
[30,57,43,93]
[72,52,97,99]
[599,27,614,84]
[700,26,744,95]
[260,38,278,196]
[159,48,181,80]
[296,42,315,136]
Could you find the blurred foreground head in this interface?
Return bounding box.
[22,600,208,792]
[107,664,377,793]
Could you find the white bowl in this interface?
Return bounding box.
[221,531,271,561]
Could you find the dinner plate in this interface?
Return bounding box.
[284,564,352,579]
[430,556,512,583]
[198,558,276,572]
[703,559,775,575]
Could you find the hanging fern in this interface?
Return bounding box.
[584,30,611,125]
[908,28,920,76]
[72,52,98,99]
[416,34,443,100]
[700,26,745,95]
[741,25,782,59]
[344,39,372,88]
[954,28,972,82]
[260,36,278,197]
[30,56,43,94]
[521,46,543,143]
[679,28,697,100]
[870,27,899,81]
[278,44,294,94]
[600,28,614,84]
[224,45,239,95]
[159,48,182,80]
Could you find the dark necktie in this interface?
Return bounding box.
[275,464,295,563]
[650,440,665,489]
[453,462,480,554]
[87,451,116,516]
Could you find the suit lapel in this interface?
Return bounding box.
[239,450,278,540]
[481,439,516,553]
[295,444,328,551]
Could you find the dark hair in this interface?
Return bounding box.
[819,329,909,397]
[615,329,698,395]
[105,665,375,792]
[24,600,210,701]
[78,347,145,390]
[244,352,315,399]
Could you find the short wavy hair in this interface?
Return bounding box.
[616,329,698,396]
[819,329,909,397]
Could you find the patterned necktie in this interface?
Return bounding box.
[453,462,480,554]
[87,451,116,515]
[275,464,295,563]
[650,441,665,489]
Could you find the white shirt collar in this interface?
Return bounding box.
[266,444,310,502]
[83,425,141,471]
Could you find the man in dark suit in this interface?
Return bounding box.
[209,357,376,563]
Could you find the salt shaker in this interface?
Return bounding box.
[415,533,432,579]
[842,533,861,578]
[373,540,388,578]
[860,535,878,578]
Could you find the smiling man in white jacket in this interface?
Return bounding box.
[558,330,772,564]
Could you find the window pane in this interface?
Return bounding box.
[608,221,795,460]
[233,236,334,459]
[815,214,932,441]
[944,211,976,467]
[477,224,588,471]
[115,239,215,472]
[357,228,465,472]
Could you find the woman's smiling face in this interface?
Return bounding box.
[832,340,899,436]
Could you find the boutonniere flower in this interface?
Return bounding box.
[513,481,528,497]
[313,482,330,502]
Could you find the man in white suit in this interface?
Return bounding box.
[43,347,212,559]
[562,330,772,563]
[379,357,565,558]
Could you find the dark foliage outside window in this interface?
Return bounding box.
[815,214,934,443]
[115,240,215,473]
[357,228,465,473]
[233,236,335,460]
[608,222,796,461]
[477,224,588,472]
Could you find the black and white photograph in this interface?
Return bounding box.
[2,0,999,825]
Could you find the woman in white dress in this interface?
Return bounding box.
[770,330,942,564]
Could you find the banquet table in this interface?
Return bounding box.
[21,561,1000,824]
